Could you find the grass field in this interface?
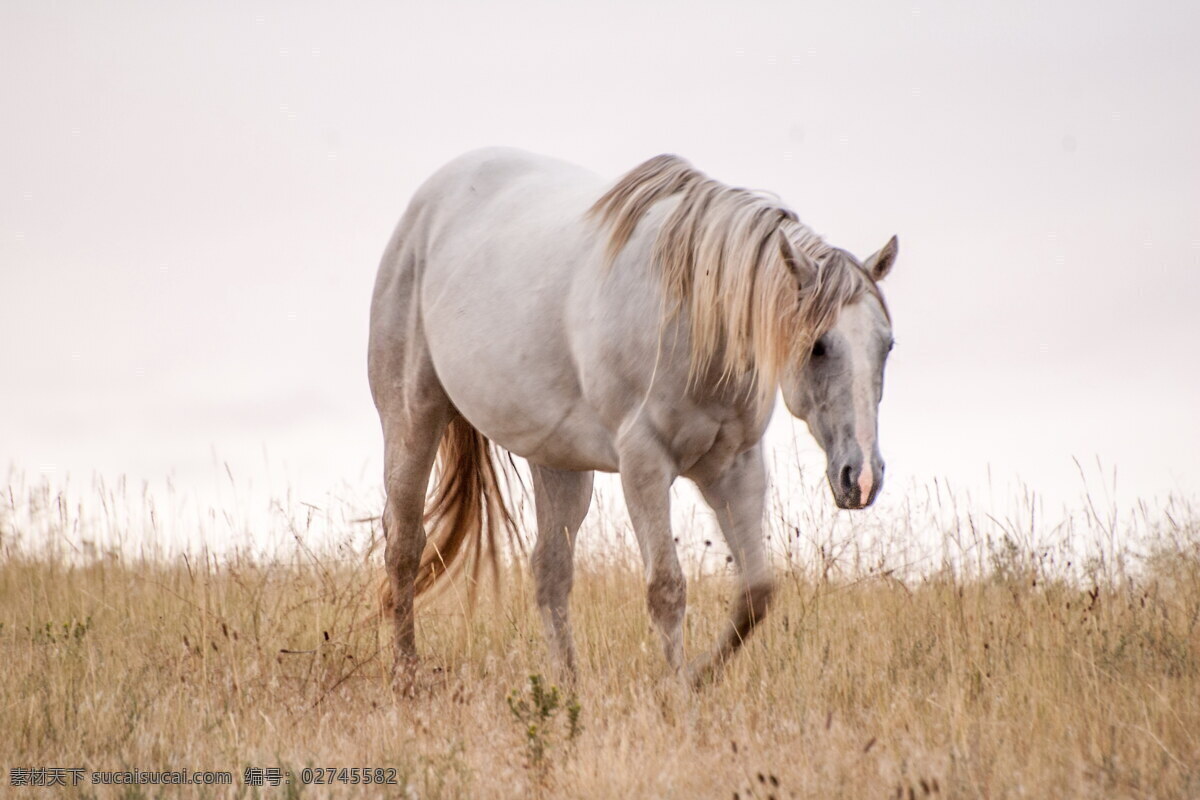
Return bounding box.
[2,474,1198,798]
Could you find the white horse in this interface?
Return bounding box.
[369,148,897,684]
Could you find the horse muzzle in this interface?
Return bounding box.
[829,457,884,509]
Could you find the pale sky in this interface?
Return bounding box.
[2,1,1198,538]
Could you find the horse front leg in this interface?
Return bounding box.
[691,444,775,685]
[617,433,687,673]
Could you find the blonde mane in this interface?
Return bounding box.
[589,154,878,404]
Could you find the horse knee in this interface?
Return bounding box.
[646,569,687,627]
[732,578,775,638]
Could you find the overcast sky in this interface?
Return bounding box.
[2,1,1197,533]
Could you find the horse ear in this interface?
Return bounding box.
[779,233,818,289]
[863,235,899,282]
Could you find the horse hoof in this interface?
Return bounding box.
[687,652,728,689]
[390,656,421,696]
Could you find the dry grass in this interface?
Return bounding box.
[2,474,1199,799]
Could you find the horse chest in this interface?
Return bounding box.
[671,411,763,483]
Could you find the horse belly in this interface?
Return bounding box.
[414,151,620,470]
[428,332,617,470]
[421,260,618,471]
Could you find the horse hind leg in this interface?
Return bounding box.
[530,466,593,682]
[371,316,453,673]
[380,400,450,671]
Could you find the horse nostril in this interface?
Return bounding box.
[839,464,854,493]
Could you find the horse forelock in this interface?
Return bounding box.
[589,156,881,406]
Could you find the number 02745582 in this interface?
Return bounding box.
[299,768,399,785]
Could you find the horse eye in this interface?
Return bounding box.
[812,339,826,358]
